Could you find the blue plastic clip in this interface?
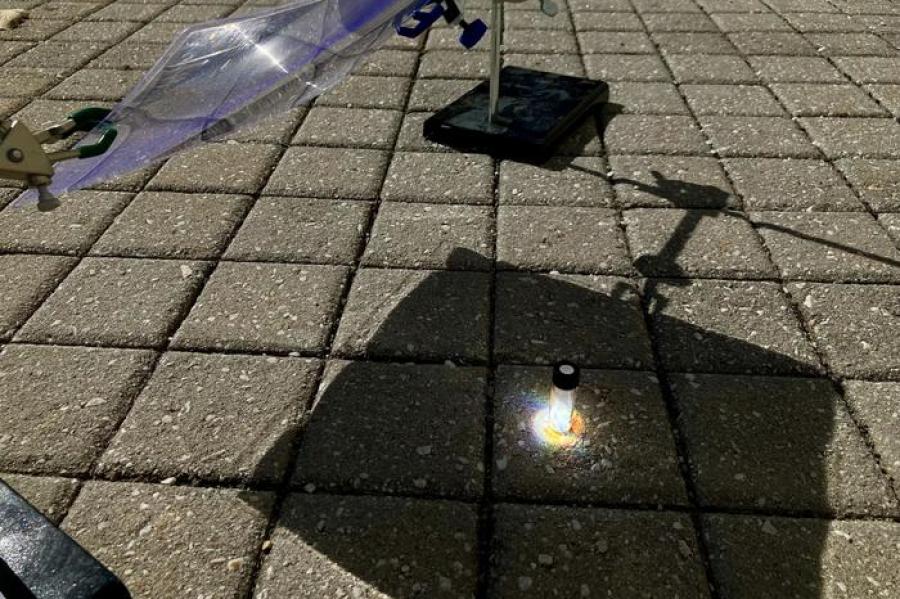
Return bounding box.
[395,0,445,38]
[459,18,487,49]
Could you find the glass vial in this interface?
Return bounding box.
[550,362,579,433]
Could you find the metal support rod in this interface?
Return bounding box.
[488,0,504,123]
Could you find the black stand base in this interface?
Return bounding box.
[423,66,608,162]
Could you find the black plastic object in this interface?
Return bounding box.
[552,362,580,391]
[0,480,130,599]
[423,66,608,161]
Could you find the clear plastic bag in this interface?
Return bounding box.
[20,0,429,201]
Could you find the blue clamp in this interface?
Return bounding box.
[459,18,487,48]
[395,0,445,38]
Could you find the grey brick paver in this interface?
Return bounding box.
[673,373,896,514]
[91,191,250,259]
[497,205,630,274]
[493,366,686,504]
[254,494,478,599]
[17,257,209,348]
[64,482,273,598]
[363,202,492,270]
[752,211,900,282]
[293,361,486,498]
[723,158,863,211]
[1,474,79,524]
[625,208,775,278]
[788,281,900,379]
[491,504,710,599]
[0,254,75,339]
[0,344,154,475]
[705,515,900,598]
[97,352,318,484]
[647,278,821,374]
[172,262,346,353]
[225,197,370,264]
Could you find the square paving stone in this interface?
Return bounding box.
[98,352,318,484]
[726,31,817,55]
[652,32,739,55]
[604,114,710,155]
[0,190,131,255]
[172,262,346,353]
[806,32,897,56]
[751,211,900,282]
[332,268,490,363]
[843,380,900,482]
[5,40,109,69]
[606,82,690,115]
[90,191,251,259]
[723,158,864,211]
[0,254,75,340]
[499,157,614,207]
[665,54,758,84]
[800,117,900,158]
[787,281,900,379]
[701,116,819,158]
[490,504,709,599]
[362,202,492,270]
[710,12,793,32]
[583,53,672,82]
[17,257,209,348]
[153,3,233,22]
[704,515,900,599]
[254,493,478,599]
[63,481,273,599]
[293,361,486,498]
[381,152,494,205]
[833,56,900,84]
[643,12,717,32]
[46,68,143,101]
[418,48,488,79]
[492,366,687,504]
[748,55,845,83]
[609,155,738,209]
[682,84,785,116]
[0,344,153,475]
[228,107,307,144]
[147,143,281,194]
[624,208,775,278]
[317,75,410,110]
[572,11,643,32]
[503,29,579,54]
[51,20,140,43]
[673,373,896,514]
[225,197,370,264]
[497,205,630,274]
[355,48,418,77]
[0,18,68,42]
[292,107,401,150]
[783,12,869,32]
[408,78,478,111]
[265,146,389,200]
[577,31,655,54]
[0,67,64,96]
[647,278,820,374]
[0,474,79,524]
[836,158,900,212]
[395,110,456,152]
[495,273,653,368]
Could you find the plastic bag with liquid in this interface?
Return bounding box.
[21,0,429,201]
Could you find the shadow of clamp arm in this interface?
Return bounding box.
[0,106,117,211]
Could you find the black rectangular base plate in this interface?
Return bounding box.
[423,66,608,161]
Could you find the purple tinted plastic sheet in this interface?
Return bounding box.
[18,0,427,202]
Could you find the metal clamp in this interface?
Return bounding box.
[0,107,117,210]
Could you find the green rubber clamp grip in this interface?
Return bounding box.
[77,127,118,159]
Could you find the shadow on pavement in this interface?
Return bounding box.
[240,208,894,597]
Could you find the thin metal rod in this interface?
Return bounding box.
[488,0,503,123]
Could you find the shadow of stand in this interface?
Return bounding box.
[239,236,895,597]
